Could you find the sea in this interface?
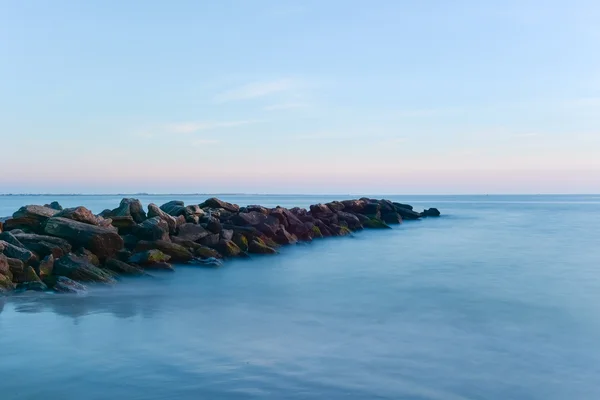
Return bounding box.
[1,194,599,400]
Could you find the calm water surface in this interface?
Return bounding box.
[1,195,600,399]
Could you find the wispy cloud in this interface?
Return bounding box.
[215,79,294,103]
[264,102,308,111]
[166,120,260,134]
[192,139,219,147]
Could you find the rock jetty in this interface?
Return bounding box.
[0,198,440,294]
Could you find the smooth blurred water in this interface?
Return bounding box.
[1,194,600,399]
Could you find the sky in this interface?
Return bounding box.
[1,0,599,194]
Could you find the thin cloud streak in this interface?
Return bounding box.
[166,120,260,134]
[214,79,294,103]
[264,102,308,111]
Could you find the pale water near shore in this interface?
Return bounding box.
[1,195,600,399]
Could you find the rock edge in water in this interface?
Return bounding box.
[0,197,440,294]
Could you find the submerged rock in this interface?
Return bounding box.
[422,208,441,217]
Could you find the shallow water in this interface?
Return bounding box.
[1,195,600,399]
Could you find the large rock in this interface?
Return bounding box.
[336,211,363,230]
[200,198,239,213]
[44,217,124,260]
[53,253,117,283]
[44,201,63,211]
[37,255,54,280]
[133,216,170,241]
[204,216,222,234]
[194,245,222,259]
[0,231,25,247]
[392,202,413,211]
[11,264,41,284]
[325,201,345,212]
[110,216,137,234]
[5,205,59,232]
[134,240,193,262]
[0,273,14,292]
[232,233,249,252]
[147,203,178,233]
[0,254,9,276]
[231,211,267,226]
[0,240,36,264]
[362,218,392,229]
[341,200,367,213]
[248,238,277,254]
[177,223,210,242]
[128,250,174,271]
[104,258,147,276]
[47,276,87,294]
[198,233,219,247]
[216,239,242,257]
[111,198,147,223]
[422,208,441,217]
[55,206,113,227]
[381,212,402,224]
[274,227,297,245]
[160,200,186,216]
[11,233,72,256]
[310,204,332,216]
[394,207,422,220]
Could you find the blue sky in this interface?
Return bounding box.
[1,0,599,194]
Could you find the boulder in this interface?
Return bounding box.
[216,239,242,257]
[53,254,116,283]
[392,202,413,211]
[55,206,113,227]
[378,199,397,214]
[274,227,297,245]
[336,211,363,230]
[11,233,72,255]
[325,201,345,212]
[381,212,402,224]
[361,202,381,219]
[220,229,234,241]
[134,240,193,262]
[160,200,186,216]
[248,238,277,254]
[104,258,147,276]
[198,233,220,248]
[422,208,441,217]
[0,240,36,264]
[395,207,422,220]
[16,281,48,292]
[194,246,222,259]
[232,233,249,252]
[111,198,147,223]
[204,216,222,234]
[341,199,367,213]
[44,217,124,260]
[0,273,14,292]
[245,205,269,214]
[74,248,101,266]
[44,201,63,211]
[47,276,87,294]
[310,204,332,216]
[147,203,178,233]
[0,254,9,276]
[362,218,392,229]
[11,264,41,284]
[110,216,137,234]
[231,211,267,226]
[128,249,171,265]
[6,205,59,233]
[177,223,210,242]
[133,216,170,241]
[37,255,54,280]
[199,198,239,213]
[0,231,25,248]
[121,234,139,250]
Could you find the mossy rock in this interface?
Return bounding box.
[194,246,222,259]
[0,273,14,292]
[217,240,242,257]
[232,233,249,252]
[311,225,323,238]
[248,238,277,254]
[363,218,391,229]
[128,249,171,265]
[261,237,280,249]
[339,226,352,236]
